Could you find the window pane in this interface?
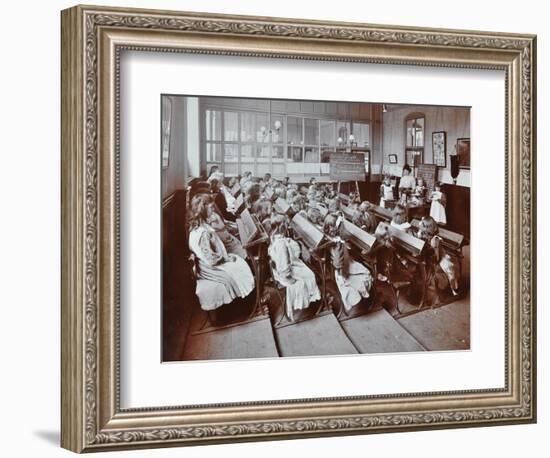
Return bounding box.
[353,122,370,147]
[304,147,319,163]
[224,112,239,141]
[272,145,284,162]
[224,144,238,162]
[206,143,221,162]
[336,121,350,144]
[256,113,269,143]
[241,113,255,142]
[406,122,414,147]
[240,162,254,176]
[320,120,335,147]
[256,163,270,176]
[241,144,254,160]
[272,163,285,177]
[241,112,270,143]
[224,163,238,176]
[304,118,319,145]
[287,117,303,145]
[415,129,424,147]
[415,118,424,147]
[206,110,222,141]
[287,146,303,162]
[271,114,284,144]
[257,145,270,162]
[406,117,424,147]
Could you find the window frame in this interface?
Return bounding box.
[202,102,371,178]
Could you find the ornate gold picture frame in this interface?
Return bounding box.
[61,4,536,453]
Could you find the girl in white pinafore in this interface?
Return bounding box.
[323,213,374,312]
[379,175,395,208]
[430,182,447,225]
[188,194,254,311]
[268,215,321,321]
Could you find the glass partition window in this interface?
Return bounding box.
[304,118,319,145]
[206,110,222,141]
[353,122,370,147]
[223,112,238,142]
[287,117,303,145]
[336,121,350,144]
[204,106,370,177]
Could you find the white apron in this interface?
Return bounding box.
[380,184,394,208]
[268,235,321,320]
[189,225,254,310]
[430,191,447,224]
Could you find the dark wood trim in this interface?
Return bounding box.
[162,189,195,361]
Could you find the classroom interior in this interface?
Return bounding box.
[162,95,471,362]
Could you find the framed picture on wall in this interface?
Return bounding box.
[61,4,536,453]
[457,137,471,169]
[432,131,447,167]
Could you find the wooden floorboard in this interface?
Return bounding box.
[275,313,359,357]
[182,317,279,361]
[340,308,425,354]
[397,295,470,351]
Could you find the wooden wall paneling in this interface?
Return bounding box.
[162,189,196,361]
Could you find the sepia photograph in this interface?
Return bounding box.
[161,95,471,362]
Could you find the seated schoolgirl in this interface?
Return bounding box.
[351,209,376,234]
[188,194,255,312]
[268,215,321,321]
[240,171,253,187]
[206,198,247,259]
[208,176,236,222]
[285,188,298,203]
[326,197,341,213]
[416,216,460,296]
[308,177,318,193]
[357,201,378,233]
[323,214,374,312]
[251,198,273,224]
[290,195,306,215]
[390,203,412,232]
[370,223,416,289]
[306,206,324,227]
[243,181,261,210]
[227,176,241,197]
[272,184,286,202]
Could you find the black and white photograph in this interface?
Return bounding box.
[162,95,471,362]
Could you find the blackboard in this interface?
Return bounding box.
[416,163,438,195]
[329,152,366,182]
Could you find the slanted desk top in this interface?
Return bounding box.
[274,197,291,215]
[341,204,355,221]
[236,208,268,248]
[377,221,425,258]
[341,220,377,254]
[410,218,465,250]
[370,204,393,222]
[291,212,324,250]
